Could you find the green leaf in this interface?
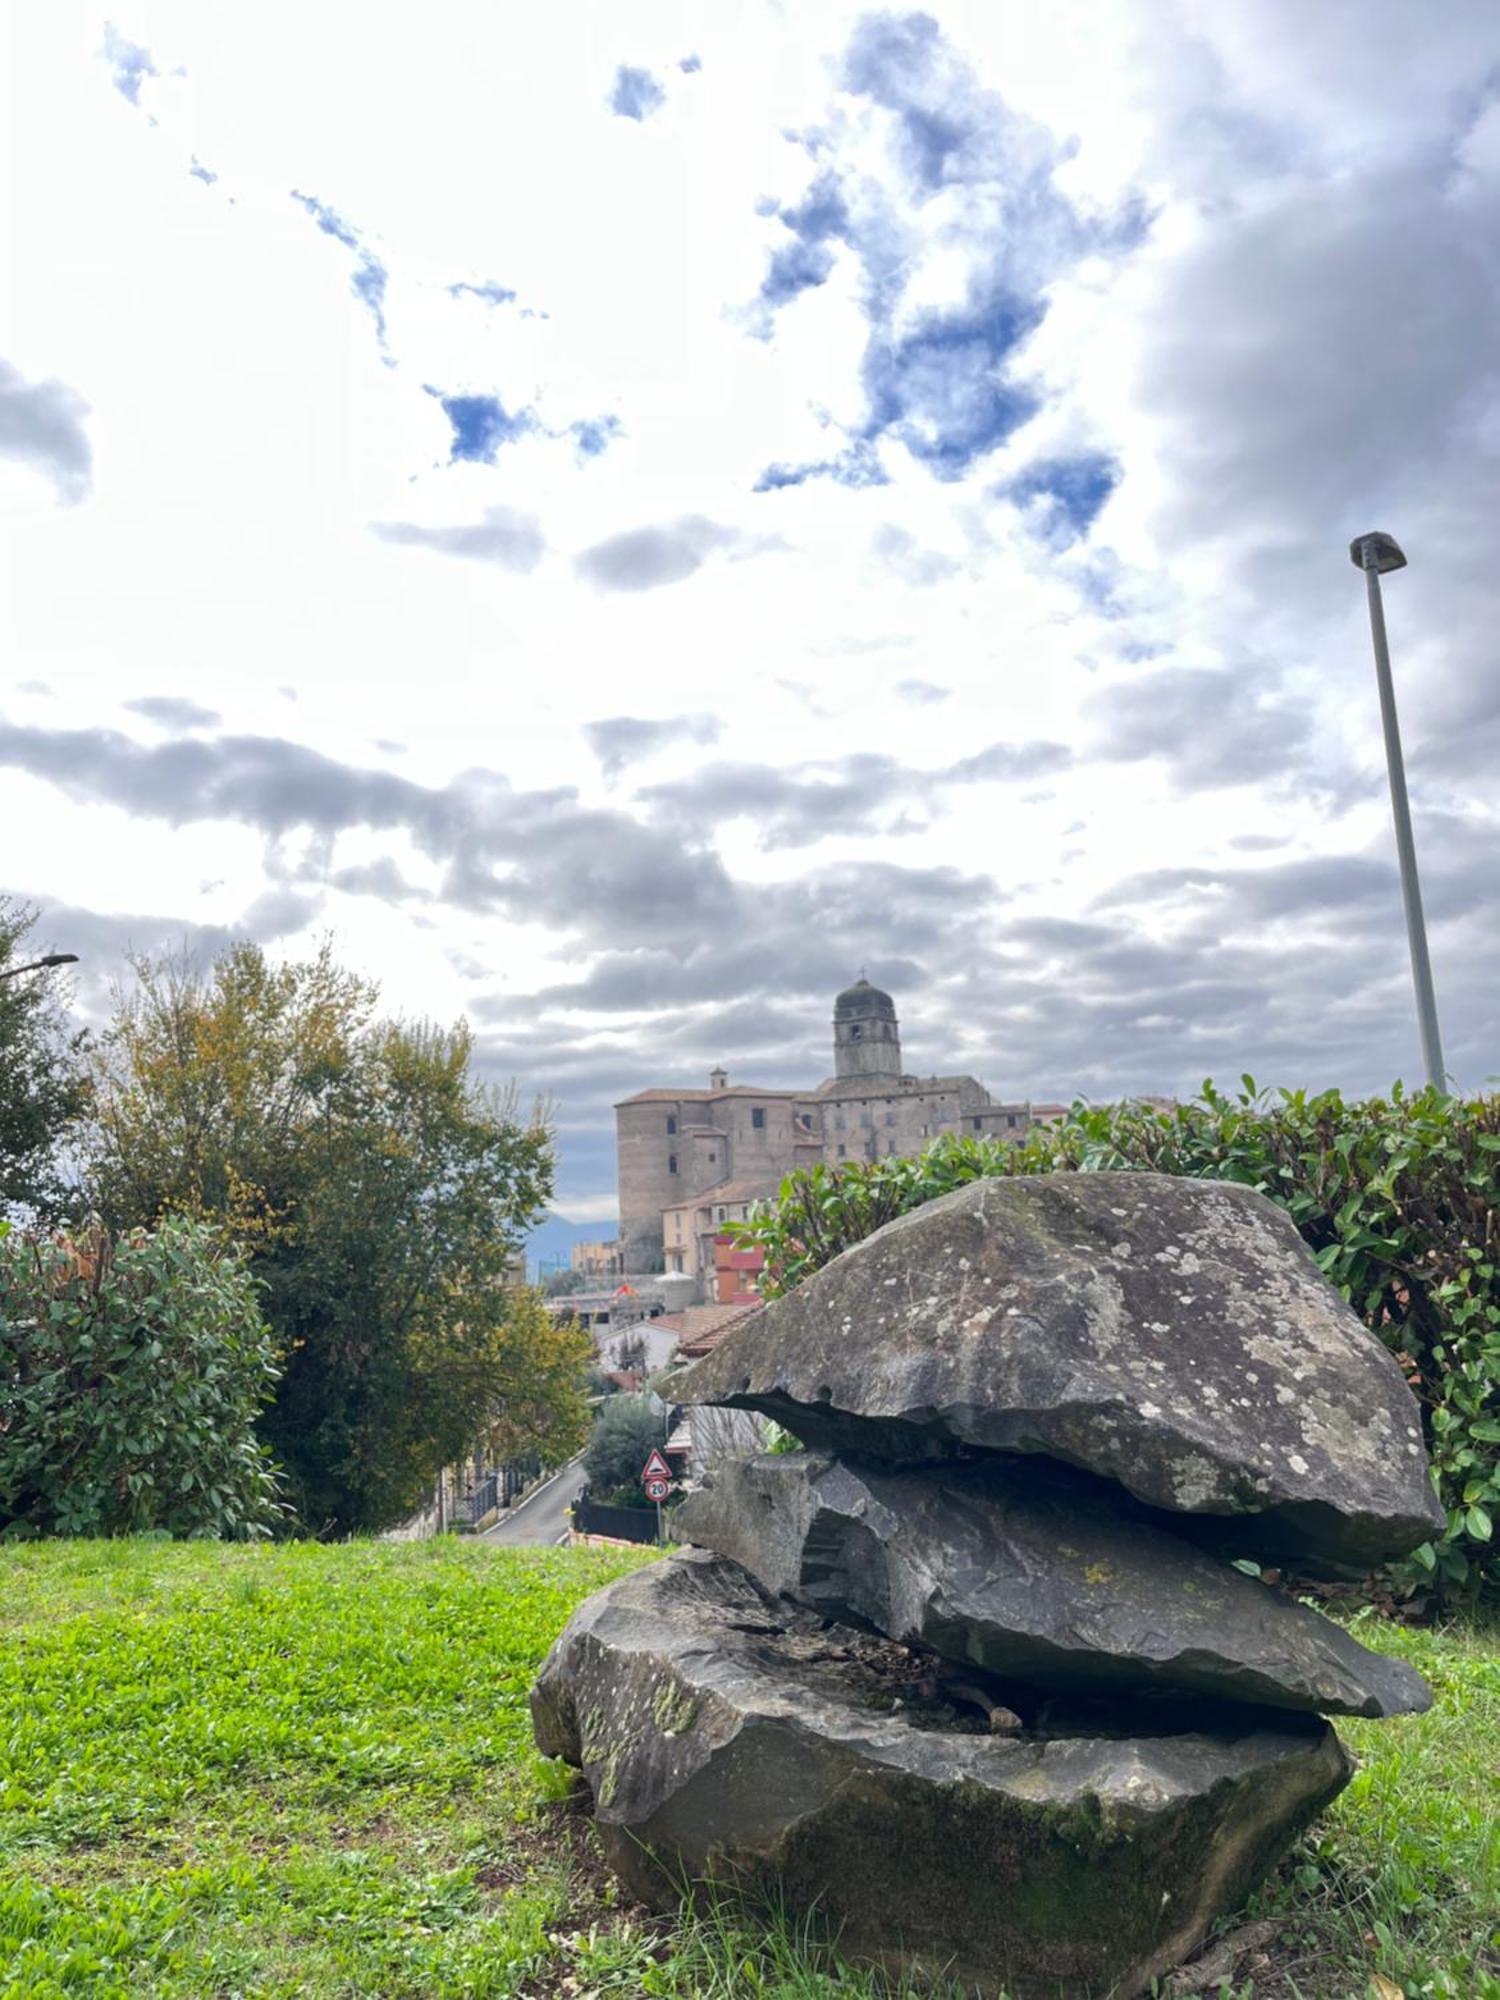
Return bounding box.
[1464,1504,1493,1543]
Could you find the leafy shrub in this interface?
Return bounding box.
[732,1081,1500,1603]
[0,1216,283,1539]
[584,1393,668,1508]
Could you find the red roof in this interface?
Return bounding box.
[662,1300,766,1360]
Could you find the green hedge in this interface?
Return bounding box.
[732,1082,1500,1603]
[0,1216,283,1539]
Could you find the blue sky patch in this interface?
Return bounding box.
[101,23,158,106]
[291,189,360,250]
[610,65,666,120]
[431,391,533,463]
[571,414,623,459]
[754,442,889,492]
[866,302,1043,477]
[1009,453,1120,540]
[291,191,390,351]
[189,157,217,185]
[449,280,517,305]
[744,13,1138,488]
[757,174,851,312]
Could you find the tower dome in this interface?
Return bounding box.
[834,976,896,1020]
[832,978,902,1081]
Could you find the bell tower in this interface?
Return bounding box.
[833,978,902,1082]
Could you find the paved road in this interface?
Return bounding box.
[482,1456,586,1546]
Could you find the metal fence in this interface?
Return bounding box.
[571,1487,668,1545]
[465,1472,499,1527]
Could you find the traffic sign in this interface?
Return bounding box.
[640,1448,672,1484]
[644,1475,671,1501]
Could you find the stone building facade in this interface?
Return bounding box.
[615,980,1061,1271]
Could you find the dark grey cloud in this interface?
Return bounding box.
[1122,40,1500,782]
[0,358,93,505]
[0,714,732,946]
[1086,664,1312,791]
[574,516,739,592]
[328,858,427,902]
[12,714,1494,1220]
[236,887,324,940]
[8,886,319,1024]
[371,506,545,571]
[641,739,1072,848]
[125,696,220,730]
[945,741,1073,785]
[582,713,721,780]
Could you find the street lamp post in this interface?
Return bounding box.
[0,953,78,983]
[1349,532,1446,1090]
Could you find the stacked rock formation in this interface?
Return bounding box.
[532,1173,1442,2000]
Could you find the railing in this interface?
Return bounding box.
[465,1472,499,1527]
[499,1455,541,1507]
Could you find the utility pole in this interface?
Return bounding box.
[1349,533,1446,1090]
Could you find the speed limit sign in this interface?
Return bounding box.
[644,1474,671,1501]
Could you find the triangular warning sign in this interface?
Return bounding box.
[641,1448,672,1482]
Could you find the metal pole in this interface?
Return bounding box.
[1360,555,1446,1089]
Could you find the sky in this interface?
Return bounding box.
[2,1,1498,1224]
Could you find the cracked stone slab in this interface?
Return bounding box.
[675,1453,1432,1718]
[532,1551,1352,2000]
[664,1173,1443,1567]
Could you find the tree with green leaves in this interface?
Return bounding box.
[0,1215,282,1540]
[0,901,88,1225]
[583,1393,667,1507]
[83,941,578,1534]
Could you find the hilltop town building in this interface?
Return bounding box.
[615,980,1063,1272]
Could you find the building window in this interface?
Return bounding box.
[751,1107,765,1130]
[668,1154,678,1175]
[716,1207,726,1223]
[850,1024,863,1040]
[837,1143,846,1159]
[666,1114,677,1135]
[1007,1114,1018,1128]
[973,1117,982,1132]
[707,1151,716,1163]
[885,1110,895,1126]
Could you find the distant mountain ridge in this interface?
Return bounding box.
[525,1211,617,1279]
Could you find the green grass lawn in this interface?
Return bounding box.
[0,1540,1494,2000]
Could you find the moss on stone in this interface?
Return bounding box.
[652,1679,698,1735]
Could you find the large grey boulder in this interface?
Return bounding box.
[665,1174,1442,1567]
[675,1453,1432,1718]
[532,1551,1352,2000]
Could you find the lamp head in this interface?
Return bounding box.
[1350,532,1407,575]
[38,953,79,968]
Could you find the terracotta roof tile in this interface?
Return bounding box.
[670,1300,765,1359]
